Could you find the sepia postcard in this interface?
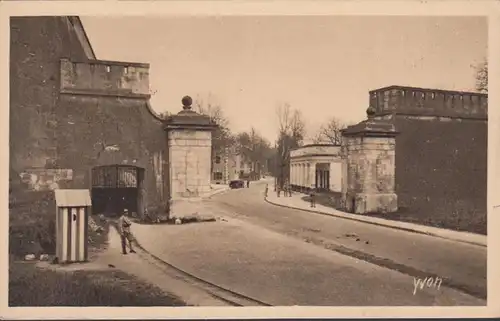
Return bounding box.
[1,0,499,319]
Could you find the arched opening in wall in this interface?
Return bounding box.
[91,165,145,218]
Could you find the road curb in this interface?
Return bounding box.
[264,197,486,248]
[204,187,230,199]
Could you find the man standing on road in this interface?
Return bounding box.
[118,209,136,255]
[264,184,269,197]
[309,187,316,208]
[247,180,250,188]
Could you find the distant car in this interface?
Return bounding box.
[229,180,245,189]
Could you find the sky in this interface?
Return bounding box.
[81,16,487,143]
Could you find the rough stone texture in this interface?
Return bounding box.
[342,135,398,214]
[10,17,168,216]
[369,86,487,224]
[10,16,90,172]
[19,169,73,191]
[369,86,487,120]
[393,115,487,221]
[56,93,166,209]
[59,58,150,98]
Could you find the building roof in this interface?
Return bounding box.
[164,96,218,130]
[342,107,399,137]
[290,143,339,152]
[290,144,341,159]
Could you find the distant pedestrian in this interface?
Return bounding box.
[277,187,281,198]
[287,185,293,197]
[264,184,269,197]
[247,180,250,188]
[309,188,316,208]
[118,209,136,255]
[284,183,289,197]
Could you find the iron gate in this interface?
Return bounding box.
[92,165,138,188]
[91,165,139,216]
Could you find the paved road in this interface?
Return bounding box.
[209,180,487,300]
[132,213,484,306]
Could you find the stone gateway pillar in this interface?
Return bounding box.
[341,106,399,214]
[164,96,217,220]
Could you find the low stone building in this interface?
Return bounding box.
[289,144,342,193]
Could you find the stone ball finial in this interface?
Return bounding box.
[182,95,193,110]
[366,106,376,118]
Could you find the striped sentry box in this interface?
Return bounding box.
[54,189,92,264]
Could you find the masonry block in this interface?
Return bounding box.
[164,97,217,219]
[341,107,399,215]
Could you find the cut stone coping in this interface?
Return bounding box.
[264,196,486,248]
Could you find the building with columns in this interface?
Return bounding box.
[289,144,342,193]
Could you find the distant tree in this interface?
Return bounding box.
[192,95,235,169]
[474,60,488,93]
[193,95,230,129]
[236,128,273,177]
[312,117,349,145]
[275,102,305,187]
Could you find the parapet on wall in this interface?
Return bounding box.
[369,86,487,120]
[60,58,150,98]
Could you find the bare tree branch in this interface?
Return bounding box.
[235,127,273,176]
[474,60,488,93]
[274,102,306,186]
[311,131,323,144]
[315,117,348,145]
[192,95,233,157]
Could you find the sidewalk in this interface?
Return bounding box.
[130,209,484,306]
[265,192,486,247]
[95,226,229,306]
